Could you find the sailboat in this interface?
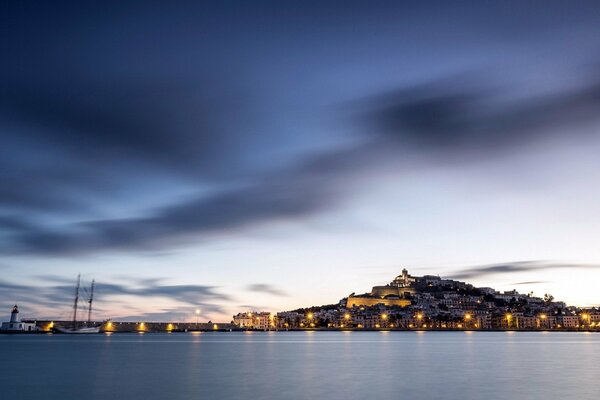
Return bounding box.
[55,275,101,334]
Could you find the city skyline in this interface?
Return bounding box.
[2,1,600,322]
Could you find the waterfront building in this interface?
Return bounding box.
[515,315,538,329]
[0,305,37,332]
[232,312,274,330]
[556,315,579,328]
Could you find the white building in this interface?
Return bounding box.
[0,305,37,332]
[232,312,274,329]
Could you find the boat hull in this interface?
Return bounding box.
[55,326,101,334]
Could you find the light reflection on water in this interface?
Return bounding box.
[1,331,599,400]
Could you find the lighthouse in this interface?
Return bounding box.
[10,305,20,323]
[1,304,37,332]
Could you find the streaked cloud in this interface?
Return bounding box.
[246,284,289,297]
[0,278,231,319]
[512,281,548,286]
[449,261,600,280]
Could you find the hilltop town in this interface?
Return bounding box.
[234,269,600,331]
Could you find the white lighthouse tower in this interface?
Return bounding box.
[10,305,20,323]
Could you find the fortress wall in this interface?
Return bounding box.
[370,286,417,298]
[346,296,411,308]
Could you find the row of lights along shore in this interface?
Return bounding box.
[40,311,598,332]
[97,308,219,332]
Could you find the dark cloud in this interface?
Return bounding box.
[95,283,232,304]
[246,284,288,297]
[0,79,260,215]
[0,147,351,255]
[0,80,247,171]
[364,73,600,158]
[449,261,599,280]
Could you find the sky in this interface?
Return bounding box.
[2,1,600,322]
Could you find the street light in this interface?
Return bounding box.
[416,313,424,328]
[464,313,472,329]
[269,314,276,329]
[581,313,589,328]
[195,309,201,325]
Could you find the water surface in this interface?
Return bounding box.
[1,331,598,399]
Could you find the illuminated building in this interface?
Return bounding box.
[345,269,415,308]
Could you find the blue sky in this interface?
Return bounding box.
[2,1,600,322]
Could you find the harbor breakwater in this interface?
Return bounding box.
[18,320,239,333]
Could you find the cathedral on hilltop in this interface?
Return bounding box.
[346,269,416,308]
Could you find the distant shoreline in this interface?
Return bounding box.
[2,327,600,334]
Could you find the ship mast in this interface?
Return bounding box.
[72,274,80,329]
[87,279,95,324]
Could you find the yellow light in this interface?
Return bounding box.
[310,323,315,328]
[582,313,589,320]
[389,324,394,328]
[357,324,363,328]
[375,324,380,328]
[284,323,289,327]
[167,323,173,331]
[300,322,304,327]
[139,322,145,331]
[48,321,54,329]
[213,324,218,330]
[457,324,462,328]
[505,313,512,320]
[307,313,314,320]
[464,314,472,320]
[381,314,388,320]
[248,312,253,317]
[409,324,414,328]
[416,314,423,320]
[344,313,351,320]
[539,314,547,320]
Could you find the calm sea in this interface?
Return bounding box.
[1,331,598,399]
